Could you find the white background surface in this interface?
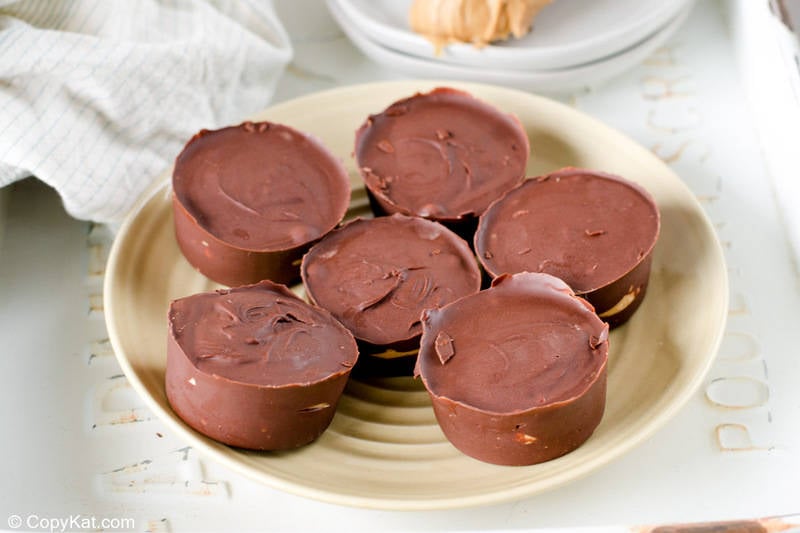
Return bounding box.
[1,1,799,531]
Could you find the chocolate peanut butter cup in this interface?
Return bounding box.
[172,121,350,287]
[355,87,529,238]
[166,280,359,451]
[416,272,609,466]
[301,214,481,376]
[475,168,660,327]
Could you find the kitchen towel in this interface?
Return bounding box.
[0,0,292,223]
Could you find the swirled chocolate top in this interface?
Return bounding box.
[355,88,529,222]
[173,121,350,251]
[475,168,660,293]
[168,280,358,387]
[417,272,608,413]
[301,214,481,347]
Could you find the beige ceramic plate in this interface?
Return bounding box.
[105,81,728,510]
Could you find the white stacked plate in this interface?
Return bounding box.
[327,0,695,93]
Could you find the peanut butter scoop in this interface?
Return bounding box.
[409,0,553,48]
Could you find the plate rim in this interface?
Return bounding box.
[104,80,728,510]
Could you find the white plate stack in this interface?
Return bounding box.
[327,0,695,93]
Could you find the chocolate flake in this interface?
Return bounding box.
[297,403,330,414]
[386,105,409,117]
[589,323,610,350]
[584,229,607,237]
[377,140,395,153]
[373,174,393,192]
[435,331,455,364]
[514,432,538,445]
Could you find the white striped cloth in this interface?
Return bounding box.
[0,0,292,223]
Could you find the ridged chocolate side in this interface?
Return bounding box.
[417,272,608,466]
[475,167,660,327]
[172,122,350,287]
[165,280,358,451]
[302,214,481,377]
[355,87,529,240]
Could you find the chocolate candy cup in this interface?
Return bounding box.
[166,280,359,451]
[172,121,350,287]
[355,87,529,238]
[301,214,481,376]
[416,272,609,466]
[475,167,660,327]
